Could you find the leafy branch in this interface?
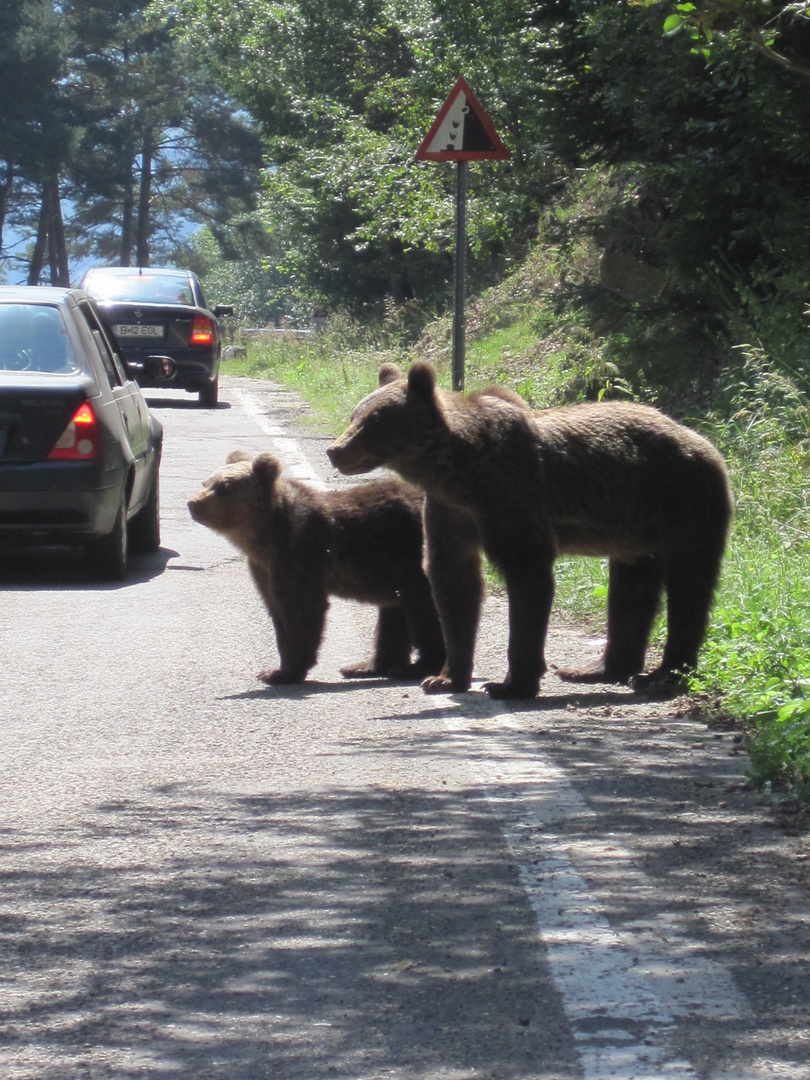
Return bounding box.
[660,0,810,81]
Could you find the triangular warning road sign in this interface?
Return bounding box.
[415,77,510,162]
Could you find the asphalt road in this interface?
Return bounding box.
[0,375,807,1080]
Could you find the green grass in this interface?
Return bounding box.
[221,215,810,798]
[697,534,810,794]
[691,392,810,794]
[222,324,393,434]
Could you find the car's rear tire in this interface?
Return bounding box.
[199,377,218,407]
[129,471,160,553]
[89,501,128,581]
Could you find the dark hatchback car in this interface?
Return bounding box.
[0,286,169,580]
[80,266,232,407]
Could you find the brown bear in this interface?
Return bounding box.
[188,450,445,685]
[326,362,732,700]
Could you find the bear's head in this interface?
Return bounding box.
[188,450,281,544]
[327,361,441,478]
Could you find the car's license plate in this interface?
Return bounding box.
[114,323,164,339]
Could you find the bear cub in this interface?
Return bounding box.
[188,450,445,685]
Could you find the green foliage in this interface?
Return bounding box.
[687,342,810,792]
[190,225,315,326]
[660,0,810,83]
[167,0,565,312]
[0,0,72,268]
[222,308,416,433]
[696,535,810,793]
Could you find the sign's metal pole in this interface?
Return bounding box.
[415,78,508,390]
[452,160,467,393]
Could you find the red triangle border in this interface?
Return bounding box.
[415,76,510,162]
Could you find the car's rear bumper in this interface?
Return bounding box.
[0,461,124,541]
[120,345,219,390]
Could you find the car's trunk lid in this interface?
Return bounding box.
[99,302,193,352]
[0,376,93,463]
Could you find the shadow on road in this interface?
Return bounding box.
[0,544,180,590]
[145,395,231,411]
[0,782,578,1078]
[0,720,804,1077]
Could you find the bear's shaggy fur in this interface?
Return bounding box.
[327,362,732,699]
[188,450,445,685]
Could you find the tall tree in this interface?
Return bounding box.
[63,0,265,269]
[0,0,73,283]
[0,1,263,279]
[170,0,810,320]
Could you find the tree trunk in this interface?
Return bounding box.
[0,159,12,258]
[45,176,69,286]
[28,192,48,286]
[136,126,153,267]
[120,182,134,266]
[28,178,70,286]
[387,236,412,305]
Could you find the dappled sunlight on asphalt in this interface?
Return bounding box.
[0,783,577,1079]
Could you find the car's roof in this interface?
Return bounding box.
[83,266,193,279]
[0,285,80,304]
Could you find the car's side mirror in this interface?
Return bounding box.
[140,355,176,382]
[214,305,234,318]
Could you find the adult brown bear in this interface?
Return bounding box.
[327,362,732,699]
[188,450,445,685]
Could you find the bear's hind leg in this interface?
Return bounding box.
[637,546,722,687]
[557,555,662,684]
[340,605,411,679]
[398,573,446,679]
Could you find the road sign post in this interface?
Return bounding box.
[415,77,510,392]
[453,161,467,392]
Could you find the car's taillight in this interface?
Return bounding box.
[190,314,214,345]
[47,401,102,461]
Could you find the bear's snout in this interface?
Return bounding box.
[326,437,375,475]
[187,496,206,523]
[326,441,353,473]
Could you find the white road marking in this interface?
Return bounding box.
[232,387,328,488]
[448,714,760,1080]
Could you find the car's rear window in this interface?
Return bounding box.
[0,304,79,374]
[85,272,194,306]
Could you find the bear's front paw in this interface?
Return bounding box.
[420,674,470,694]
[259,668,305,685]
[483,679,539,700]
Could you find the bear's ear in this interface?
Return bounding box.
[226,449,253,465]
[252,453,281,486]
[378,362,403,387]
[407,361,437,400]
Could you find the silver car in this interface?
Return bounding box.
[0,286,171,579]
